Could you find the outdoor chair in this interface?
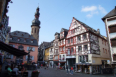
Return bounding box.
[23,72,28,77]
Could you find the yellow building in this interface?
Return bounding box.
[44,47,50,64]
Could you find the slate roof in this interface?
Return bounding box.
[9,31,38,46]
[73,17,106,40]
[55,32,60,35]
[59,28,68,40]
[60,28,68,33]
[102,6,116,21]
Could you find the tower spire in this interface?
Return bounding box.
[31,6,41,44]
[31,6,40,28]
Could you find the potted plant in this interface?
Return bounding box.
[31,70,40,77]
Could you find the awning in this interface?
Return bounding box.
[76,63,91,65]
[0,41,28,56]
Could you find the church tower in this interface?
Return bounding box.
[31,6,40,43]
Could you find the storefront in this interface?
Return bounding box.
[66,58,76,68]
[76,63,102,74]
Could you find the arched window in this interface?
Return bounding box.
[32,28,33,33]
[35,28,36,33]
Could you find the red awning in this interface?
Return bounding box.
[0,41,28,56]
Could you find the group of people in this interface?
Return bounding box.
[7,61,27,77]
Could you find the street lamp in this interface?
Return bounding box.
[27,47,33,64]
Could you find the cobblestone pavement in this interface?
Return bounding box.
[38,67,114,77]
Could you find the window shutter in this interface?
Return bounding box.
[27,47,29,51]
[32,56,34,60]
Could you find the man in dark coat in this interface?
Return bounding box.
[66,65,69,74]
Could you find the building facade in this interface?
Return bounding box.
[49,41,54,68]
[102,6,116,67]
[53,32,60,66]
[8,31,38,63]
[59,28,68,69]
[38,42,50,63]
[65,17,110,74]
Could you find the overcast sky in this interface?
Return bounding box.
[7,0,116,44]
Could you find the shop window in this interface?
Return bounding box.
[78,46,82,51]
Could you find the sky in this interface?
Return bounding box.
[7,0,116,45]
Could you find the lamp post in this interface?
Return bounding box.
[27,47,33,64]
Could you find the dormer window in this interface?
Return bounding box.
[31,40,33,43]
[18,39,20,41]
[24,39,26,42]
[10,37,12,40]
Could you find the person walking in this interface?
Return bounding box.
[66,65,69,74]
[73,65,75,72]
[71,66,73,75]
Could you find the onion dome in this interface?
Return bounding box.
[31,6,40,27]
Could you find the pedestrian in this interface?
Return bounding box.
[47,64,48,69]
[66,65,69,74]
[71,66,73,75]
[41,64,43,68]
[73,65,75,72]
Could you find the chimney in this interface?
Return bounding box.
[97,29,100,34]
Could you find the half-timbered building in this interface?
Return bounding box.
[53,32,60,66]
[59,28,68,69]
[66,17,110,74]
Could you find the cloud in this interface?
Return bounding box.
[86,11,99,18]
[81,6,97,12]
[98,5,107,14]
[81,5,107,18]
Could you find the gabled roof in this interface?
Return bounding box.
[9,31,38,46]
[73,17,106,40]
[60,28,68,33]
[102,6,116,21]
[54,32,60,35]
